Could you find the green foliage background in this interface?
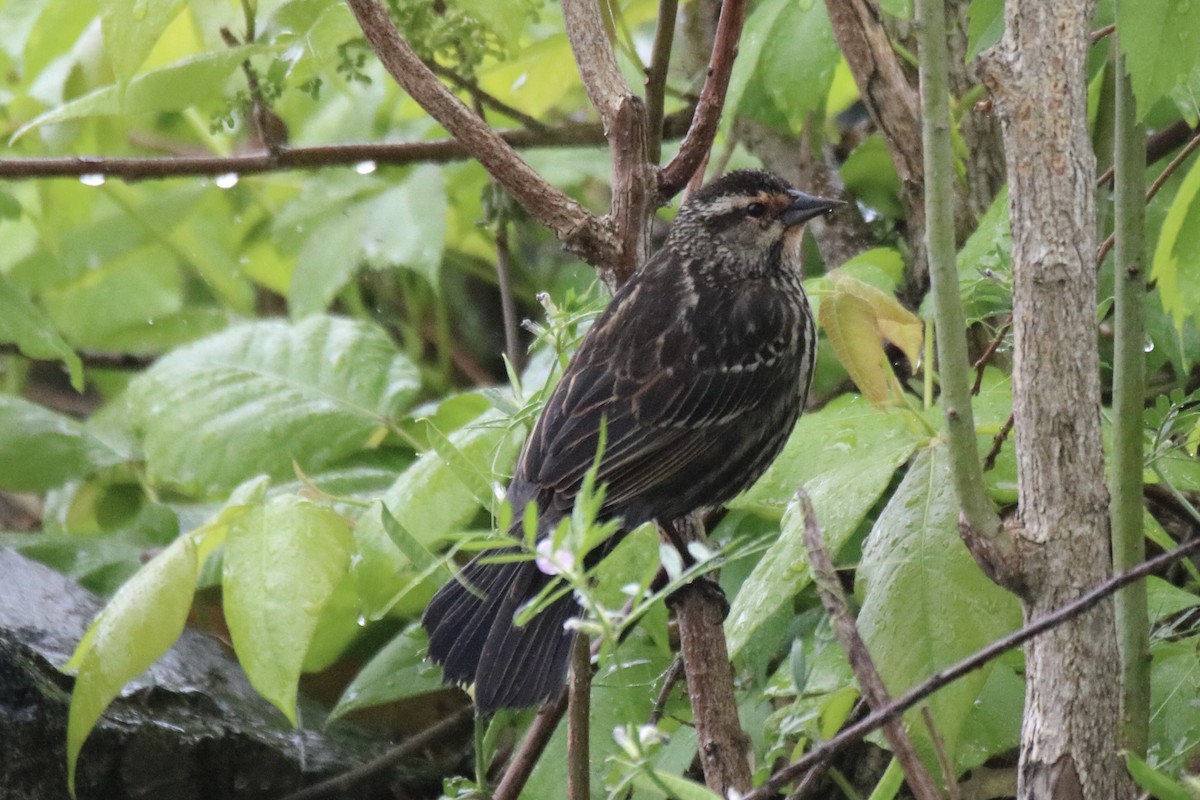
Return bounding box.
[3,0,1200,797]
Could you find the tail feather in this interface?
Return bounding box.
[422,550,580,713]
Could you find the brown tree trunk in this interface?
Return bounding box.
[979,1,1132,797]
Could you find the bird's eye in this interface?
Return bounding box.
[746,202,767,218]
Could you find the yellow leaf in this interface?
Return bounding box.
[820,271,923,406]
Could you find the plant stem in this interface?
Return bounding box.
[1109,33,1150,757]
[915,0,999,539]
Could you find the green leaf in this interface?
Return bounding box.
[1148,635,1200,772]
[966,0,1004,62]
[1153,154,1200,331]
[0,190,22,219]
[100,0,188,85]
[1119,0,1200,120]
[1125,752,1192,800]
[223,495,352,724]
[0,397,120,491]
[841,135,903,219]
[725,397,928,657]
[12,47,258,140]
[757,0,839,130]
[0,272,83,390]
[67,535,197,794]
[329,625,445,718]
[856,446,1021,766]
[126,316,420,496]
[630,770,721,800]
[352,413,525,617]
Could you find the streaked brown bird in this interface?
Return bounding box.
[423,169,839,712]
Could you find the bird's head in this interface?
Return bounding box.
[665,169,841,279]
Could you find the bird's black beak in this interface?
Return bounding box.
[781,190,842,226]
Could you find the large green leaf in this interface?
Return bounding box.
[127,316,420,496]
[0,272,83,389]
[223,494,353,724]
[66,534,197,794]
[1119,0,1200,120]
[1148,635,1200,771]
[1153,154,1200,331]
[329,625,444,718]
[856,446,1021,767]
[0,397,120,491]
[290,166,449,316]
[352,412,526,618]
[100,0,188,85]
[13,47,258,139]
[725,397,929,657]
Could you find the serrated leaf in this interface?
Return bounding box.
[66,535,197,794]
[223,495,352,724]
[856,446,1020,766]
[1119,0,1200,120]
[1153,154,1200,331]
[100,0,187,85]
[725,397,928,657]
[330,625,444,718]
[127,316,420,496]
[819,271,922,406]
[12,47,258,141]
[0,272,83,390]
[0,397,120,491]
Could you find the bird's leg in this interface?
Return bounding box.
[659,513,730,619]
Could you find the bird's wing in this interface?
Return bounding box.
[518,277,810,517]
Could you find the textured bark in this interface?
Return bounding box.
[979,1,1131,797]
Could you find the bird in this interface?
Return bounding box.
[422,169,839,713]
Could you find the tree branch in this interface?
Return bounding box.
[491,691,569,800]
[346,0,621,268]
[824,0,927,301]
[562,0,633,127]
[665,515,753,797]
[916,0,1001,544]
[797,491,942,800]
[658,0,750,198]
[567,633,592,800]
[644,0,679,164]
[0,111,696,181]
[745,534,1200,800]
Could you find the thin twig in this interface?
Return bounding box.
[567,634,592,800]
[426,60,549,133]
[346,0,620,267]
[745,532,1200,800]
[648,657,684,725]
[491,691,570,800]
[797,490,942,800]
[494,222,522,372]
[982,414,1014,472]
[921,705,961,800]
[279,707,474,800]
[0,111,694,181]
[1098,127,1200,263]
[658,0,751,198]
[971,319,1012,396]
[644,0,679,164]
[1091,23,1116,42]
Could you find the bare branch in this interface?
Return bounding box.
[567,634,591,800]
[824,0,927,300]
[665,515,753,796]
[644,0,679,164]
[658,0,751,198]
[279,707,473,800]
[492,691,569,800]
[745,534,1200,800]
[562,0,634,127]
[346,0,621,267]
[0,112,696,182]
[798,491,942,800]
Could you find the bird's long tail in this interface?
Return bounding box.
[422,549,580,713]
